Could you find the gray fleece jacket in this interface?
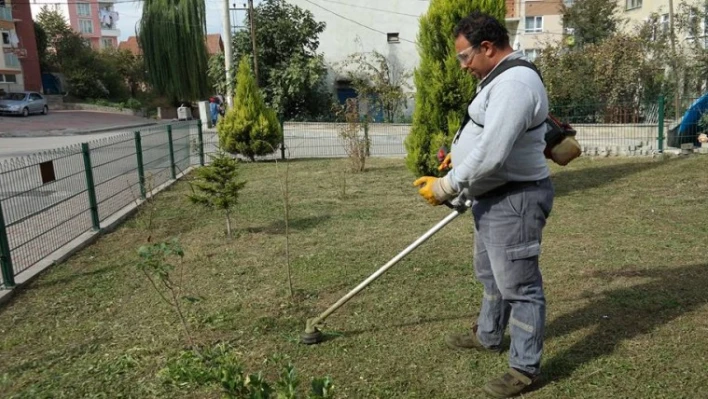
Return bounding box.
[445,51,550,199]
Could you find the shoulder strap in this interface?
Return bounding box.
[454,58,544,141]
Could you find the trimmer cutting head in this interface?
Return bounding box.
[300,328,324,345]
[301,319,324,345]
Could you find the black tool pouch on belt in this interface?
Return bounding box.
[453,58,580,166]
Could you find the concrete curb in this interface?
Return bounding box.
[0,166,196,307]
[0,122,160,138]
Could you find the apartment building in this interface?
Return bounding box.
[510,0,566,61]
[619,0,707,47]
[0,0,41,93]
[30,0,121,50]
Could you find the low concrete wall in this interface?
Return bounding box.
[60,102,146,117]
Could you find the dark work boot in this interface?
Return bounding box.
[444,324,502,353]
[483,368,536,398]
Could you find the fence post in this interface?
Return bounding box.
[167,125,176,179]
[81,143,100,231]
[363,116,370,157]
[0,202,15,287]
[658,95,665,153]
[134,131,146,199]
[197,120,205,166]
[280,117,286,160]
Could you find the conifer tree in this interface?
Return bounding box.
[405,0,506,176]
[218,59,282,161]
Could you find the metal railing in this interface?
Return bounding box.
[0,121,204,288]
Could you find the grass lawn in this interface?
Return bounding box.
[1,155,708,398]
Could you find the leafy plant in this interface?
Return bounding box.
[561,0,624,48]
[336,98,369,173]
[188,150,247,238]
[218,59,282,161]
[230,0,335,120]
[160,344,335,398]
[137,238,195,349]
[338,49,412,123]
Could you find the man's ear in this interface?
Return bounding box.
[481,41,494,57]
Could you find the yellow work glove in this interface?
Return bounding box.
[438,153,452,171]
[413,176,457,206]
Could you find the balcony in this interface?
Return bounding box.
[100,27,121,37]
[4,52,21,69]
[0,6,12,22]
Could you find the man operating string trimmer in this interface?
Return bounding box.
[414,11,555,399]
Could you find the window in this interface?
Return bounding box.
[102,38,113,48]
[77,2,90,16]
[525,16,543,33]
[660,14,669,34]
[1,31,8,45]
[625,0,642,10]
[79,19,94,34]
[30,93,43,101]
[387,32,399,44]
[0,74,17,83]
[523,48,539,62]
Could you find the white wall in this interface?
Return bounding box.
[288,0,428,118]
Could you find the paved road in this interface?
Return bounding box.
[0,111,157,137]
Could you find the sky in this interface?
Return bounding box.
[113,0,259,42]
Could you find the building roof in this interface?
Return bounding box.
[118,34,224,56]
[118,36,140,55]
[205,34,224,55]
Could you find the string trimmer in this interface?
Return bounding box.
[301,198,473,344]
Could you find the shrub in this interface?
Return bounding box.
[217,59,282,161]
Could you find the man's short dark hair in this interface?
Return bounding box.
[453,11,510,48]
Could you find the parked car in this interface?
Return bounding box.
[0,92,49,117]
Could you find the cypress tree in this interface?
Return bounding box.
[218,59,282,161]
[405,0,506,176]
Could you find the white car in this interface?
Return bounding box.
[0,91,49,117]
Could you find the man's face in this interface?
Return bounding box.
[454,35,489,79]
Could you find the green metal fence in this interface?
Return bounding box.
[2,96,706,287]
[0,121,203,288]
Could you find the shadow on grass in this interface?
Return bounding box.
[246,215,331,234]
[328,313,473,340]
[551,156,684,198]
[535,263,708,390]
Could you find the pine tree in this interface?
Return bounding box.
[188,151,246,238]
[217,59,283,161]
[405,0,506,176]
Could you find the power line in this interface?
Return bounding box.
[302,0,417,44]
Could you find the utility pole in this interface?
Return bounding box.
[668,0,679,120]
[248,0,260,85]
[223,0,234,107]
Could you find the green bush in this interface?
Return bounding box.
[404,0,505,176]
[217,59,282,161]
[159,344,335,398]
[125,97,142,111]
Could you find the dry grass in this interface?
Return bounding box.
[1,155,707,398]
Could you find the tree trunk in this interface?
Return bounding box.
[225,211,232,238]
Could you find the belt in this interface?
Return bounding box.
[475,179,546,199]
